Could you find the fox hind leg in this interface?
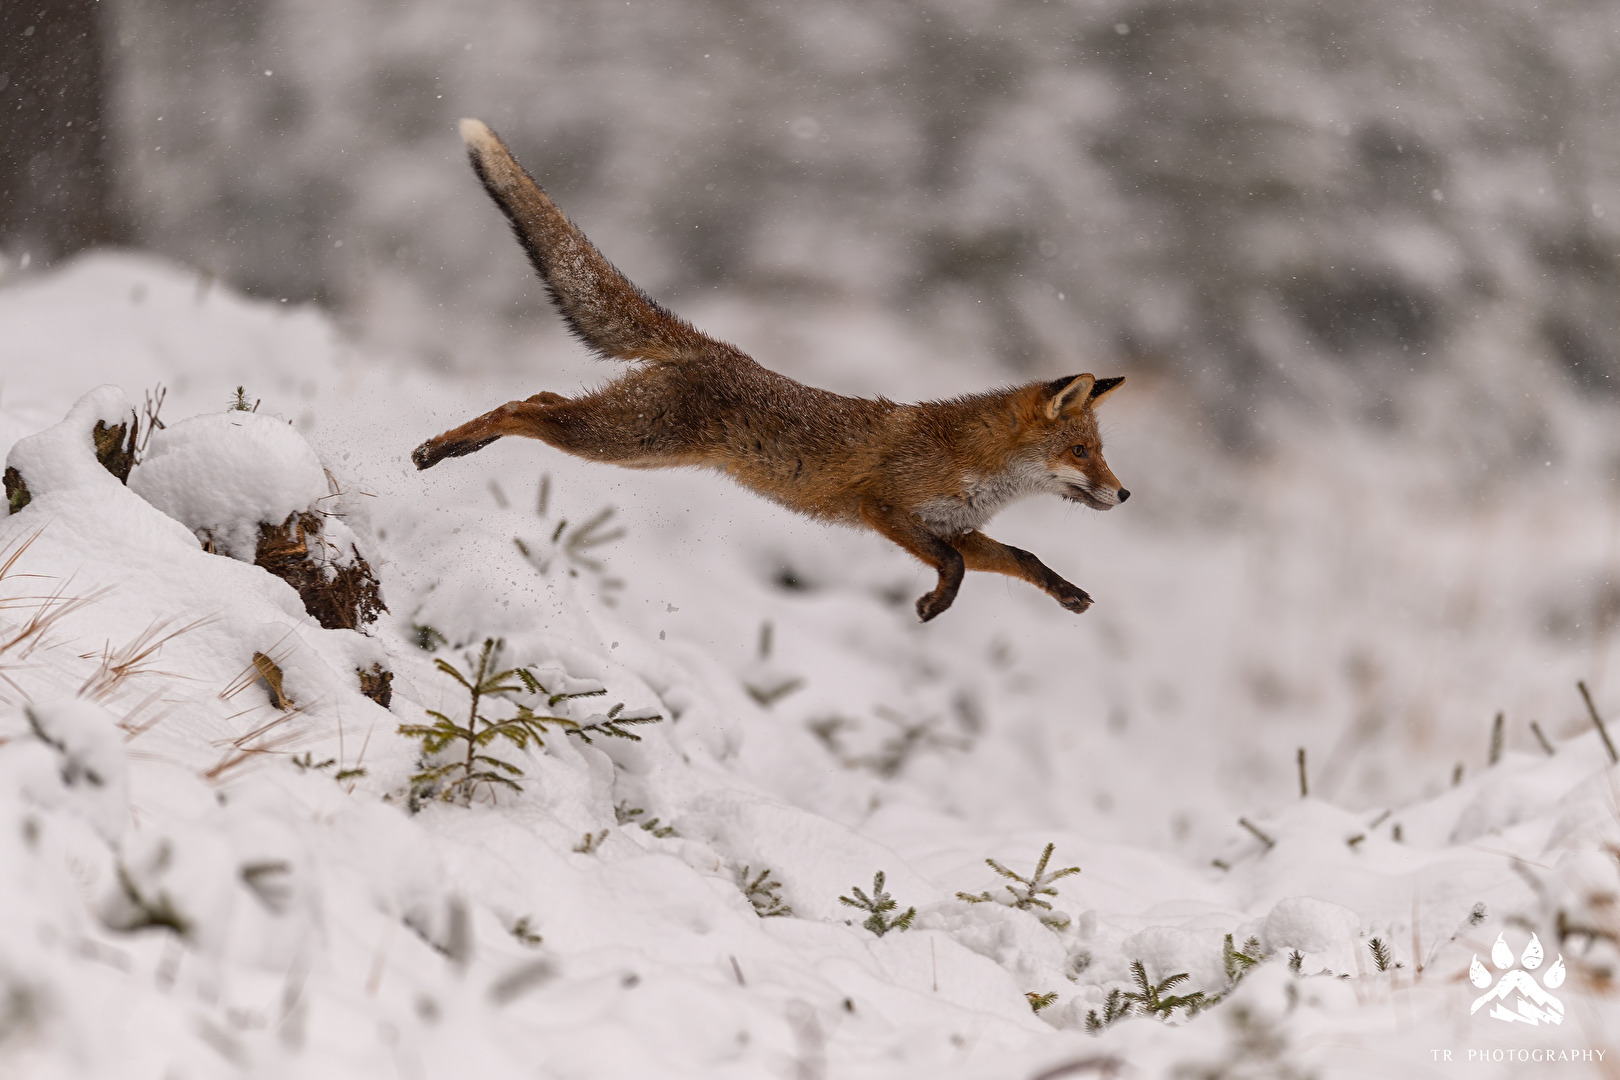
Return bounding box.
[412,395,572,470]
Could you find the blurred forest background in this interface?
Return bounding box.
[5,0,1620,455]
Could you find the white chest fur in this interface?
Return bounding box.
[915,463,1046,537]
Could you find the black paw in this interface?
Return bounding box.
[915,589,956,622]
[412,436,498,470]
[1053,582,1093,614]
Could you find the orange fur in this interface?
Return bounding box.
[416,120,1131,621]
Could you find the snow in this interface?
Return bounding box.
[0,252,1617,1077]
[130,410,331,561]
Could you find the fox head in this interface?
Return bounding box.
[1032,374,1129,510]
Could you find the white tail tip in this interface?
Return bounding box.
[459,117,495,148]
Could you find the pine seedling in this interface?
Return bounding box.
[567,701,663,744]
[109,861,189,936]
[511,916,544,946]
[1367,937,1399,972]
[1085,988,1131,1033]
[397,638,576,806]
[1027,990,1059,1013]
[413,624,448,652]
[956,842,1080,929]
[515,495,627,605]
[230,386,260,413]
[1121,960,1206,1020]
[854,706,969,778]
[743,620,806,706]
[615,802,675,838]
[290,754,366,783]
[1287,950,1304,974]
[839,871,916,937]
[1223,933,1267,984]
[735,865,792,918]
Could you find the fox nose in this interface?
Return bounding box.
[1117,488,1131,503]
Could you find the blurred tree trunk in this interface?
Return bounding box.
[0,0,122,262]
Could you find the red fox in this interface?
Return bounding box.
[414,119,1129,621]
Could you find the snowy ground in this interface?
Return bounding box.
[0,253,1617,1078]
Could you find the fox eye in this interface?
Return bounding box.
[1072,445,1090,460]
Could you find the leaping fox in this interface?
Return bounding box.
[414,119,1130,622]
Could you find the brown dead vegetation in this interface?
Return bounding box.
[5,411,138,515]
[358,663,392,708]
[253,511,386,631]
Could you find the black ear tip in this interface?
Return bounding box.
[1088,375,1126,399]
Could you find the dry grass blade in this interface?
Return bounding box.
[0,578,110,663]
[79,615,214,701]
[203,703,307,781]
[116,688,177,740]
[0,526,51,598]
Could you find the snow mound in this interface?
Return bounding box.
[130,409,330,560]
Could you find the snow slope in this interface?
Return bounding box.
[0,253,1616,1077]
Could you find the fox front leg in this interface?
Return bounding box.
[953,530,1092,614]
[412,392,570,470]
[860,504,966,622]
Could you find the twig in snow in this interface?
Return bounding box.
[1577,681,1619,764]
[1530,720,1556,756]
[1238,817,1276,851]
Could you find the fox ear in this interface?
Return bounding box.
[1045,374,1095,420]
[1088,375,1126,406]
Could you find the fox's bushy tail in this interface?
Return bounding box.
[461,118,741,365]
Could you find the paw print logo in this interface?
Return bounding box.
[1470,933,1566,1026]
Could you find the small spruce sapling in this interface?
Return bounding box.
[615,802,675,838]
[735,865,793,918]
[514,480,627,604]
[1026,990,1058,1013]
[838,872,916,936]
[1121,959,1206,1019]
[1195,933,1269,1007]
[1367,937,1399,972]
[398,638,575,806]
[956,841,1080,930]
[399,638,660,806]
[413,624,449,652]
[568,702,662,744]
[290,752,366,782]
[1223,933,1267,984]
[1085,988,1131,1033]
